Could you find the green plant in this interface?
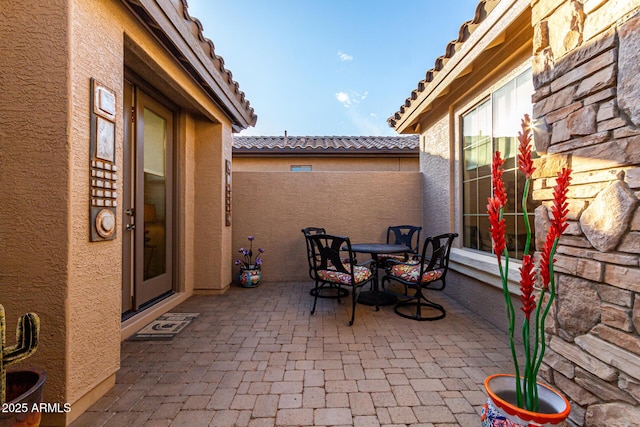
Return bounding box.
[1,304,40,404]
[488,114,571,411]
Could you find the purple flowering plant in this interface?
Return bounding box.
[235,235,264,270]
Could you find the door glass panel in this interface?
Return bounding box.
[143,107,166,280]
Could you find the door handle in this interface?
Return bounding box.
[126,223,136,231]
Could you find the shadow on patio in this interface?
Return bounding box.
[71,281,514,427]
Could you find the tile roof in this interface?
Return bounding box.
[124,0,257,130]
[387,0,500,130]
[233,135,419,155]
[177,0,257,128]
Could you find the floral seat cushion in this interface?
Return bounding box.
[388,264,443,284]
[376,253,408,264]
[317,265,373,285]
[315,257,353,269]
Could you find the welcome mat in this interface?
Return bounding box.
[130,313,200,341]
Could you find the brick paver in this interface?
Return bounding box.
[70,281,513,426]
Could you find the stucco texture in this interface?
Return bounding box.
[68,0,126,412]
[421,117,454,238]
[3,0,239,423]
[231,171,423,283]
[1,0,72,422]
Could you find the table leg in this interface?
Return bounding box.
[357,265,397,306]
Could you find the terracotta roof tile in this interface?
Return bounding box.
[234,135,419,154]
[176,0,257,127]
[387,0,500,130]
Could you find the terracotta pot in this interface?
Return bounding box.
[1,369,47,427]
[239,266,262,288]
[482,374,570,427]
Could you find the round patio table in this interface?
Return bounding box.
[349,243,410,306]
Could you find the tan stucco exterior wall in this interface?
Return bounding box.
[67,2,126,417]
[193,122,234,293]
[420,116,454,238]
[231,171,423,283]
[3,0,239,424]
[233,156,419,172]
[1,2,71,424]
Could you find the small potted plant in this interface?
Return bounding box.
[1,304,46,427]
[235,235,265,288]
[481,115,571,426]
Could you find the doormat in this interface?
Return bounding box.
[130,313,200,341]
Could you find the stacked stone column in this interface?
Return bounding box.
[531,0,640,425]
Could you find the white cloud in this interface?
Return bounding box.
[336,90,368,108]
[337,50,353,61]
[335,91,351,107]
[334,91,392,135]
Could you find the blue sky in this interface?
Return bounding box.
[186,0,480,136]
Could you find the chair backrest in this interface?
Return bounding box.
[301,227,327,280]
[307,233,352,275]
[419,233,458,278]
[387,225,422,254]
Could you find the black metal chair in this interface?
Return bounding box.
[307,233,378,326]
[301,227,350,299]
[376,225,422,266]
[382,233,458,321]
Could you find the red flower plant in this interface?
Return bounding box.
[488,196,506,263]
[488,115,571,412]
[517,114,536,178]
[491,151,507,207]
[539,168,571,290]
[519,255,536,319]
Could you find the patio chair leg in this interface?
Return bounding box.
[349,289,357,326]
[311,282,319,315]
[394,288,445,321]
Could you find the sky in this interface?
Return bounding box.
[186,0,481,137]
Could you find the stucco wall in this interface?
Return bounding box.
[1,1,70,423]
[193,122,234,293]
[420,116,454,237]
[3,0,238,424]
[234,156,419,172]
[67,1,126,415]
[231,172,423,283]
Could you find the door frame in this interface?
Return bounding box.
[122,71,180,317]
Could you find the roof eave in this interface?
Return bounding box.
[121,0,257,130]
[390,0,529,134]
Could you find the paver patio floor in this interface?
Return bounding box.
[71,281,514,427]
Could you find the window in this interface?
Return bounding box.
[462,69,535,260]
[291,165,312,172]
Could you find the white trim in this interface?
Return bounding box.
[449,248,521,295]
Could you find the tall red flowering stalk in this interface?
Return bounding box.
[488,115,571,412]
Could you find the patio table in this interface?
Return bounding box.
[348,243,410,306]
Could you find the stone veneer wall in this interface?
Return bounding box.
[531,0,640,425]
